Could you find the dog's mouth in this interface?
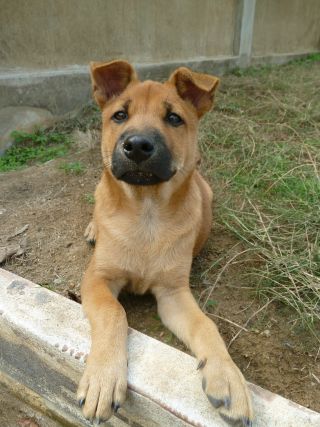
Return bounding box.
[111,129,176,186]
[117,169,175,186]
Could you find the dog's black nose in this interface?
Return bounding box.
[123,135,155,163]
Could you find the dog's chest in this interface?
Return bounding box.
[101,198,193,283]
[137,198,159,240]
[114,198,161,243]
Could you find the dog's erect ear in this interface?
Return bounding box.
[90,60,138,108]
[169,67,219,117]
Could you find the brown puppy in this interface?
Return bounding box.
[77,60,253,426]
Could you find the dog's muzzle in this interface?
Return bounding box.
[111,129,176,185]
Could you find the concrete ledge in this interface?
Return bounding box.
[0,67,92,116]
[250,52,319,67]
[1,52,318,116]
[0,57,238,116]
[0,268,319,426]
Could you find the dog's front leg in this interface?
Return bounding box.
[153,285,253,426]
[77,262,127,422]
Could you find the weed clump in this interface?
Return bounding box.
[59,161,86,175]
[0,129,71,171]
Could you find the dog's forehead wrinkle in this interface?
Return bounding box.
[123,99,131,110]
[164,100,172,112]
[123,84,191,121]
[127,81,170,109]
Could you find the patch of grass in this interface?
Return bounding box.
[59,161,86,175]
[40,283,55,291]
[84,193,95,204]
[206,299,219,308]
[230,65,273,77]
[50,103,101,134]
[200,58,320,336]
[291,52,320,65]
[230,52,320,77]
[0,129,71,172]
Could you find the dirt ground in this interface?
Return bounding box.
[0,136,319,413]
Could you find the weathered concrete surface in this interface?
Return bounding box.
[0,380,62,427]
[1,1,319,69]
[0,269,319,426]
[0,107,54,155]
[0,57,239,116]
[253,0,320,55]
[0,0,237,69]
[0,68,91,116]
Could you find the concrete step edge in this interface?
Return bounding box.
[0,268,319,427]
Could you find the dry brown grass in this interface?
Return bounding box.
[199,55,320,337]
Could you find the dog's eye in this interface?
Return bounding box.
[112,111,128,123]
[166,112,184,127]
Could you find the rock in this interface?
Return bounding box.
[0,237,27,264]
[0,106,54,155]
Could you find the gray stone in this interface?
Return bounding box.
[0,106,54,155]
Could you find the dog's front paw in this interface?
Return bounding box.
[200,357,253,427]
[84,221,96,245]
[77,352,127,423]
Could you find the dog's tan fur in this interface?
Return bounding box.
[77,60,253,424]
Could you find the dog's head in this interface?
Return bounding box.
[90,60,219,186]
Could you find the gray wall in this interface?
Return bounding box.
[253,0,320,55]
[1,0,319,70]
[0,0,237,69]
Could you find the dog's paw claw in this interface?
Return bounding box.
[112,402,120,413]
[77,354,127,422]
[242,417,253,427]
[94,418,107,426]
[197,358,207,370]
[84,221,96,245]
[78,398,85,408]
[207,395,231,409]
[220,413,253,427]
[225,397,231,410]
[201,357,253,425]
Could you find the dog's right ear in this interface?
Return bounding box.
[90,60,138,108]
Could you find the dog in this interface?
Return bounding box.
[77,60,253,426]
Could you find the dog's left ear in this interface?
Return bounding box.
[169,67,219,117]
[90,60,138,108]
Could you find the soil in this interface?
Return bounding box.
[0,136,319,413]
